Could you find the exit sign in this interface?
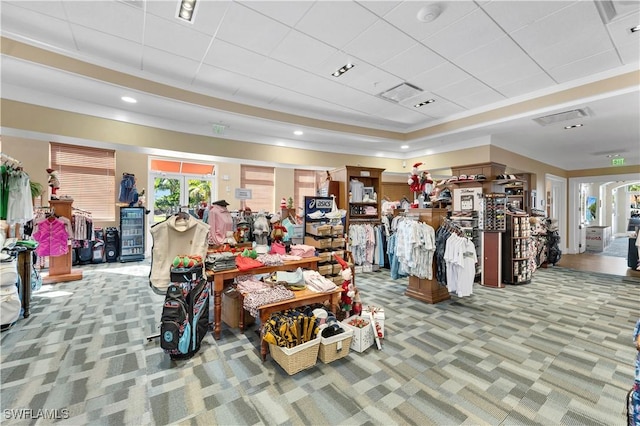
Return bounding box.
[612,157,625,166]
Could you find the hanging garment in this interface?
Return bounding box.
[6,172,33,224]
[33,217,70,257]
[149,215,209,294]
[208,204,234,245]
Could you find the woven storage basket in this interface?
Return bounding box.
[269,336,320,375]
[318,326,353,364]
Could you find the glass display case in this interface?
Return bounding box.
[119,207,145,262]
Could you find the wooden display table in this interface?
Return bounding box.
[206,256,321,340]
[252,287,342,361]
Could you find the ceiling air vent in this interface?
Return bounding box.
[533,108,589,126]
[378,83,423,103]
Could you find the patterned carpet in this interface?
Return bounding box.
[1,261,638,426]
[593,237,630,258]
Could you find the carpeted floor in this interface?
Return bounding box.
[591,236,629,258]
[1,262,638,425]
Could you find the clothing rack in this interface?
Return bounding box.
[441,217,468,238]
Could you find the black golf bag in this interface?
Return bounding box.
[160,265,209,360]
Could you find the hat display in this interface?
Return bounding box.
[212,199,229,207]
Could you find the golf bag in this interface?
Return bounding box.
[160,264,209,360]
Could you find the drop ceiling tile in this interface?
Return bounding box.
[454,87,505,110]
[294,1,378,49]
[343,20,416,65]
[398,90,439,108]
[62,0,144,43]
[146,0,227,35]
[0,2,76,52]
[423,8,506,59]
[510,1,614,68]
[192,63,243,98]
[216,2,292,55]
[433,78,491,102]
[344,65,403,95]
[144,14,213,62]
[232,79,286,106]
[548,49,622,83]
[410,61,469,93]
[269,30,338,72]
[357,1,402,17]
[252,59,314,89]
[203,39,268,77]
[380,43,445,81]
[494,73,557,98]
[352,95,399,115]
[5,0,67,20]
[607,11,640,64]
[383,1,479,42]
[454,36,543,87]
[481,0,576,33]
[374,103,431,126]
[418,98,466,118]
[287,73,366,107]
[142,47,201,85]
[616,40,640,64]
[71,24,143,70]
[241,1,314,26]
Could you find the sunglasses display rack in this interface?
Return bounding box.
[478,193,507,232]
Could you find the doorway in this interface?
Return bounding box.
[149,174,215,225]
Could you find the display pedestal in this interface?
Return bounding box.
[43,199,83,284]
[406,275,450,304]
[400,208,450,304]
[481,232,503,288]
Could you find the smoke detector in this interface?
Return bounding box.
[417,4,442,23]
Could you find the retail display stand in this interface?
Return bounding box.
[303,196,345,283]
[402,208,450,304]
[43,199,83,284]
[479,193,507,288]
[330,165,385,231]
[502,212,531,284]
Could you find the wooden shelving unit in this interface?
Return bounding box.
[330,165,385,231]
[502,212,532,284]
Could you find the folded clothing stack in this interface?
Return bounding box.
[303,270,337,293]
[206,252,237,271]
[289,244,316,258]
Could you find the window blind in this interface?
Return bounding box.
[294,169,319,210]
[50,142,116,221]
[240,165,274,213]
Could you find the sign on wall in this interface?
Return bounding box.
[453,187,483,212]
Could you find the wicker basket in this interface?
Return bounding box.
[269,336,320,375]
[318,326,353,363]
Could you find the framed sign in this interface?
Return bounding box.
[235,188,252,200]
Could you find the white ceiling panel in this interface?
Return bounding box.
[417,98,466,118]
[202,39,268,77]
[216,2,290,55]
[423,8,506,59]
[143,14,213,61]
[141,47,201,85]
[454,88,506,110]
[145,0,229,36]
[616,40,640,64]
[0,2,77,52]
[71,24,143,71]
[192,64,243,98]
[231,79,283,106]
[410,62,469,93]
[454,37,543,88]
[241,1,314,27]
[62,1,144,43]
[547,49,622,83]
[380,43,445,81]
[343,20,416,65]
[269,30,338,73]
[341,65,403,96]
[294,1,378,49]
[356,1,402,17]
[5,0,67,20]
[252,59,314,90]
[384,1,479,42]
[481,0,576,33]
[373,103,430,126]
[494,72,556,98]
[433,78,491,102]
[607,11,640,64]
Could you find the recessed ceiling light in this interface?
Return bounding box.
[564,124,584,129]
[177,0,197,22]
[401,145,409,149]
[331,63,355,77]
[121,96,137,103]
[293,130,303,136]
[630,25,640,33]
[414,99,435,108]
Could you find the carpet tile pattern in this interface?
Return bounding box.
[0,261,638,425]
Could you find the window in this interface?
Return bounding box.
[50,142,115,221]
[240,165,274,212]
[294,169,321,210]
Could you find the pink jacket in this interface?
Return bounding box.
[33,217,69,257]
[208,205,233,245]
